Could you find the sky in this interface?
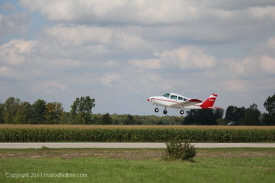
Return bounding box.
[1,0,275,116]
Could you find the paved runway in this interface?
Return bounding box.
[0,143,274,149]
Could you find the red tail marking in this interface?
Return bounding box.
[200,94,217,108]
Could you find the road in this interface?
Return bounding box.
[0,143,275,149]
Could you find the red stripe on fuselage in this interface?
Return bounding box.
[153,98,179,104]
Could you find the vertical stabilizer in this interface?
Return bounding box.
[200,94,218,108]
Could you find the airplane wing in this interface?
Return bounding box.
[170,99,202,108]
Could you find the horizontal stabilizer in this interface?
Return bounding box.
[189,99,203,103]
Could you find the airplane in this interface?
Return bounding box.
[147,93,220,115]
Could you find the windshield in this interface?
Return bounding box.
[162,93,170,98]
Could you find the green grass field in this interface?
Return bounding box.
[1,148,274,183]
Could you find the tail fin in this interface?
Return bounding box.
[200,94,218,109]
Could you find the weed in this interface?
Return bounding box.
[164,139,197,160]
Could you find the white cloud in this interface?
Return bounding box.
[0,39,37,65]
[22,0,275,25]
[260,55,275,74]
[0,2,13,10]
[220,37,275,77]
[249,6,275,20]
[224,79,250,92]
[0,66,12,77]
[267,37,275,48]
[129,46,217,71]
[43,24,112,47]
[42,24,149,53]
[265,36,275,56]
[19,0,275,45]
[223,57,259,77]
[0,65,40,80]
[1,0,275,114]
[133,72,175,92]
[128,59,162,70]
[101,73,122,87]
[31,80,67,94]
[0,11,30,41]
[114,30,148,50]
[104,60,119,67]
[19,0,199,24]
[158,46,218,70]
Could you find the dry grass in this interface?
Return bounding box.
[0,148,274,160]
[1,124,274,129]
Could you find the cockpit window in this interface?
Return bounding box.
[170,95,177,99]
[178,97,183,100]
[162,93,170,98]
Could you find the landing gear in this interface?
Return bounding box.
[180,110,184,115]
[154,108,168,114]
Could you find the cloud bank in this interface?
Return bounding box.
[0,0,275,115]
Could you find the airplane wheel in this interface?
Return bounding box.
[163,110,167,114]
[180,110,184,115]
[155,108,159,113]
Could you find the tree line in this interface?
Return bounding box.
[0,96,95,125]
[0,93,274,125]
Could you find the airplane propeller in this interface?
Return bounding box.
[147,93,152,102]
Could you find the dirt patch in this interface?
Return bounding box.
[197,149,275,158]
[0,149,274,160]
[0,149,164,159]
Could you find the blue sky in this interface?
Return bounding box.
[1,0,275,116]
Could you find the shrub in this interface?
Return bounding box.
[164,139,197,160]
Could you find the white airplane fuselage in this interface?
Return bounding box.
[147,93,219,115]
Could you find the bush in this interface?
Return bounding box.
[164,140,196,160]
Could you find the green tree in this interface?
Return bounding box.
[124,114,135,125]
[264,93,275,115]
[3,97,21,124]
[216,118,228,125]
[60,112,70,124]
[102,113,112,125]
[91,114,103,124]
[214,108,224,124]
[31,99,47,124]
[70,96,95,124]
[44,102,64,124]
[241,103,261,125]
[73,113,86,124]
[14,102,32,124]
[183,109,223,125]
[225,106,235,121]
[225,106,246,123]
[183,110,195,125]
[0,102,4,124]
[262,93,275,125]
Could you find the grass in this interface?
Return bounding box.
[0,148,275,182]
[1,124,275,129]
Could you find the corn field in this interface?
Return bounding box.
[0,125,274,142]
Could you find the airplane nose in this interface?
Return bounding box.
[147,97,153,102]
